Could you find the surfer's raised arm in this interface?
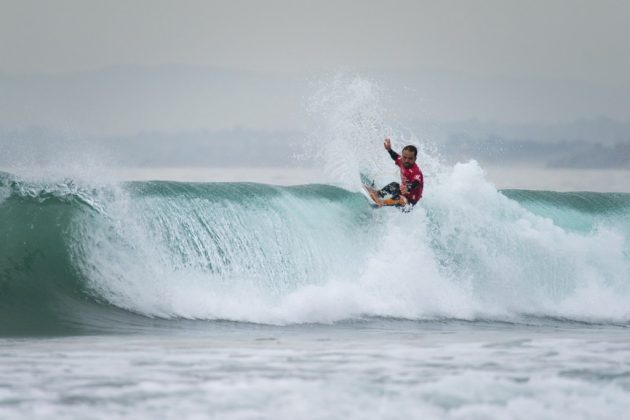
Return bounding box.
[384,138,399,161]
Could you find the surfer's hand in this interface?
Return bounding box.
[400,184,408,195]
[384,138,392,150]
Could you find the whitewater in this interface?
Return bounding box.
[1,78,629,419]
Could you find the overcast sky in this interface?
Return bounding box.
[1,0,629,139]
[2,0,629,82]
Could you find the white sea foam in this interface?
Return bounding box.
[2,330,629,420]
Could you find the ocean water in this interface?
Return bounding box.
[2,77,630,419]
[1,168,629,419]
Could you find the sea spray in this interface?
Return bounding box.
[306,75,444,192]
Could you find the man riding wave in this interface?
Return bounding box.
[367,138,423,208]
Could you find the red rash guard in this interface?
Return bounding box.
[394,155,423,205]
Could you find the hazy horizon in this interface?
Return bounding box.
[1,1,629,190]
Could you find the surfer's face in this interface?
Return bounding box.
[401,150,416,168]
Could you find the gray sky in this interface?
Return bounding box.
[2,0,629,84]
[1,0,630,181]
[2,0,630,128]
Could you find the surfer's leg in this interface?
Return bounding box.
[367,188,380,202]
[381,197,407,207]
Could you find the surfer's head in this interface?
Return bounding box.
[401,145,417,168]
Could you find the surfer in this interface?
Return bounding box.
[367,138,423,208]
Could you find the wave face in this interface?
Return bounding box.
[1,166,629,335]
[2,77,629,335]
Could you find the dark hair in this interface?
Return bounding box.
[402,145,417,158]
